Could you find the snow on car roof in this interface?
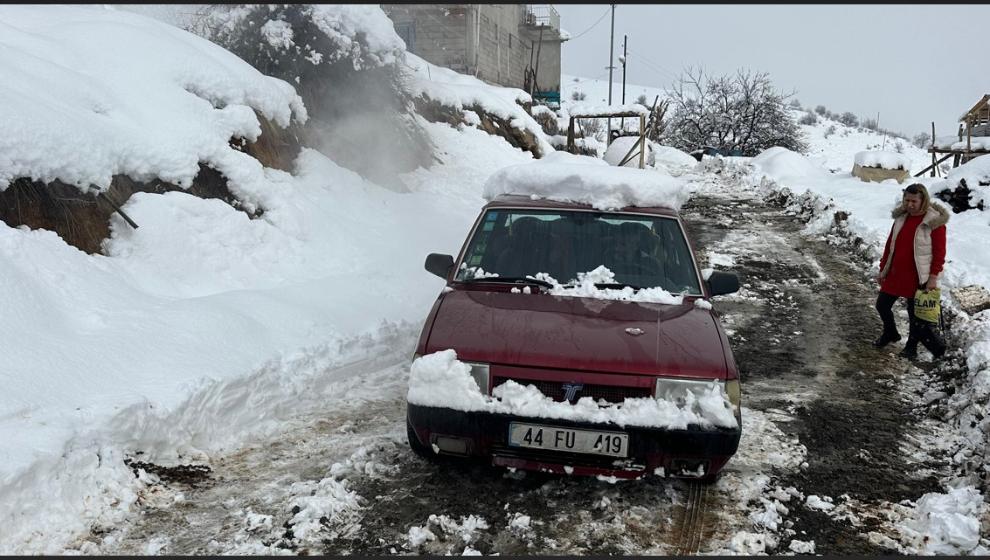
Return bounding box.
[482,151,689,212]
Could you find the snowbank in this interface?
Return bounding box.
[482,151,689,211]
[939,155,990,207]
[603,136,653,168]
[401,53,553,156]
[752,147,828,184]
[854,150,911,171]
[407,350,738,429]
[651,144,699,172]
[0,5,306,207]
[900,486,986,555]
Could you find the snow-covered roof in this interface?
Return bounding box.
[934,135,990,151]
[482,151,688,211]
[568,103,650,118]
[0,5,307,201]
[853,150,912,171]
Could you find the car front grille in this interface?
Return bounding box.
[492,376,652,404]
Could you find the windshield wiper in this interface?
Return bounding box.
[594,282,644,291]
[461,276,554,289]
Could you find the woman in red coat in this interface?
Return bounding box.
[874,183,949,360]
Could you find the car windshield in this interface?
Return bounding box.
[454,208,702,295]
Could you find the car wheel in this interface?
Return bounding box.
[406,418,437,460]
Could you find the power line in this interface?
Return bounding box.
[564,6,612,41]
[626,48,680,84]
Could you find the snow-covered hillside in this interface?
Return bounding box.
[795,109,931,176]
[561,73,932,177]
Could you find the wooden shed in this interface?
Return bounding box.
[917,94,990,177]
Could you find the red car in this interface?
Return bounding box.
[407,194,741,482]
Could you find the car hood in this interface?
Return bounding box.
[425,289,728,379]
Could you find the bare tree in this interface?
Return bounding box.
[912,132,932,149]
[661,66,806,156]
[838,112,859,127]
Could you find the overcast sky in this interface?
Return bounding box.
[556,4,987,138]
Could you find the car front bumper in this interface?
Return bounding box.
[407,403,741,479]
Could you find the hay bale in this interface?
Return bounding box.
[952,285,990,316]
[851,163,909,184]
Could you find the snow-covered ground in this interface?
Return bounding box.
[0,5,532,553]
[1,4,988,555]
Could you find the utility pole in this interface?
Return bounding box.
[607,3,616,144]
[620,34,627,131]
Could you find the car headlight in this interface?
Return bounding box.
[724,378,742,418]
[654,377,739,413]
[465,362,490,395]
[411,353,489,395]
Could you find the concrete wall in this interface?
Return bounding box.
[382,5,470,74]
[382,4,563,93]
[472,5,530,88]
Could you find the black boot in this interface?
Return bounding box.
[899,340,918,360]
[919,325,947,360]
[873,331,901,348]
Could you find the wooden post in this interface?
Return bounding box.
[931,121,937,177]
[638,115,646,169]
[567,116,576,154]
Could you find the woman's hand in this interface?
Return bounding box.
[925,276,938,291]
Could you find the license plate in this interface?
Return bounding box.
[508,422,628,457]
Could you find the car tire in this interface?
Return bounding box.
[406,418,437,460]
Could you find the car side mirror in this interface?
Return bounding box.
[706,271,740,296]
[425,253,455,280]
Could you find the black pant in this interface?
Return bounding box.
[875,290,946,355]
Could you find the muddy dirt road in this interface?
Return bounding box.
[80,173,953,555]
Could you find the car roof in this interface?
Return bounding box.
[485,194,680,218]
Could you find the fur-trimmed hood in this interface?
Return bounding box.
[892,201,950,229]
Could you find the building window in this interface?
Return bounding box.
[394,22,415,51]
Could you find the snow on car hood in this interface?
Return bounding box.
[424,286,728,379]
[407,349,738,430]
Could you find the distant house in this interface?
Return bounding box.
[381,4,568,104]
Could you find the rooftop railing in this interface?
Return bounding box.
[525,5,559,31]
